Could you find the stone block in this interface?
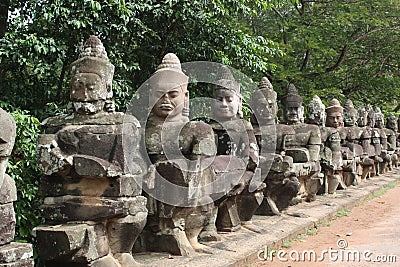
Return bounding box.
[34,223,108,263]
[0,242,33,263]
[41,196,147,222]
[0,175,17,204]
[39,174,142,198]
[0,259,34,267]
[0,203,15,246]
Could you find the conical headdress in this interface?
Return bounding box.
[213,65,240,94]
[149,53,189,94]
[326,98,343,114]
[283,83,302,107]
[70,35,115,100]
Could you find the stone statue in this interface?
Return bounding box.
[0,108,34,266]
[356,106,377,180]
[342,99,373,184]
[281,84,322,202]
[307,96,342,194]
[141,53,216,255]
[251,77,300,215]
[385,114,399,168]
[35,36,147,266]
[323,99,350,193]
[374,107,391,173]
[367,105,383,176]
[203,66,265,234]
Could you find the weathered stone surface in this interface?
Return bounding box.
[0,203,15,246]
[35,36,146,265]
[39,174,142,197]
[0,175,17,204]
[0,259,34,267]
[41,196,147,222]
[0,243,33,263]
[34,223,108,262]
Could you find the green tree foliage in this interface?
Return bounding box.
[252,0,400,111]
[1,0,285,117]
[0,0,289,241]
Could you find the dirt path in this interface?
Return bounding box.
[255,182,400,267]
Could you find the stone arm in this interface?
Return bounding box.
[37,133,73,176]
[307,127,322,163]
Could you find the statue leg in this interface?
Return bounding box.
[237,190,264,233]
[199,204,221,242]
[107,212,147,266]
[185,206,213,254]
[305,173,322,202]
[327,172,340,195]
[216,196,241,232]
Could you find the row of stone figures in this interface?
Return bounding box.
[0,35,392,266]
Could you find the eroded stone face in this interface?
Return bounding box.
[284,106,303,124]
[151,86,187,120]
[326,111,344,128]
[212,89,241,121]
[386,114,397,131]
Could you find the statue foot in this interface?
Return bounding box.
[191,242,214,254]
[199,230,221,242]
[241,221,264,233]
[305,194,316,202]
[114,253,141,267]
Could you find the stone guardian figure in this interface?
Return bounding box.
[281,84,322,202]
[35,36,147,266]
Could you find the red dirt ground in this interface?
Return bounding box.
[255,183,400,267]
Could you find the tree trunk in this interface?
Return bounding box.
[0,0,10,38]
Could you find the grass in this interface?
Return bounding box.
[282,240,293,248]
[334,209,350,218]
[277,179,400,252]
[356,179,400,206]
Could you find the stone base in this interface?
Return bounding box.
[136,228,195,256]
[0,242,33,267]
[34,223,109,263]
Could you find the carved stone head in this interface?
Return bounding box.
[306,95,326,126]
[366,105,375,127]
[374,107,385,129]
[211,65,242,121]
[252,77,277,125]
[282,83,303,125]
[357,106,368,127]
[325,99,344,128]
[148,53,189,122]
[70,36,115,114]
[343,99,358,127]
[386,114,397,132]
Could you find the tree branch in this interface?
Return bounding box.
[325,45,348,72]
[0,0,10,38]
[354,27,400,43]
[300,49,310,71]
